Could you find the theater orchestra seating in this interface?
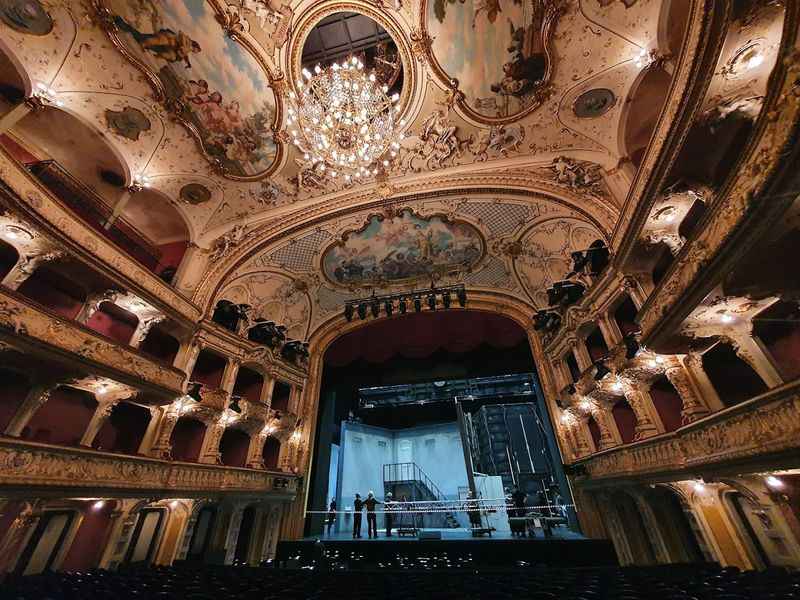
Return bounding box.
[3,563,799,600]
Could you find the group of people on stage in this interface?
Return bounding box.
[326,491,405,539]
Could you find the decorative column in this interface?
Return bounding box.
[75,290,119,325]
[0,501,43,574]
[683,352,725,412]
[592,403,620,450]
[571,339,593,372]
[724,332,784,389]
[620,274,650,309]
[137,406,163,455]
[621,379,661,441]
[261,374,276,408]
[287,385,303,414]
[1,250,64,291]
[147,405,181,459]
[598,314,624,347]
[664,361,711,424]
[603,158,636,206]
[245,434,266,469]
[79,397,124,447]
[197,418,226,465]
[174,339,201,378]
[129,315,165,349]
[570,418,593,456]
[221,359,240,395]
[4,383,58,437]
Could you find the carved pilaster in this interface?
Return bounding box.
[592,404,620,450]
[598,314,624,347]
[0,500,43,574]
[1,250,65,291]
[129,315,166,349]
[664,362,710,425]
[572,340,593,372]
[198,421,226,465]
[683,352,725,412]
[75,290,120,325]
[4,383,57,437]
[621,380,661,441]
[724,332,784,389]
[80,399,121,447]
[147,406,181,459]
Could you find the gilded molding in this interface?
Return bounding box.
[0,438,299,497]
[0,287,185,398]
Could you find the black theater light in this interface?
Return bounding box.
[357,303,368,320]
[384,299,394,317]
[371,298,380,318]
[344,303,354,322]
[457,287,467,307]
[399,297,407,314]
[593,360,611,381]
[414,296,422,313]
[442,290,451,309]
[427,293,437,311]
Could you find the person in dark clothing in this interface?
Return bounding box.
[352,494,363,539]
[511,485,527,538]
[384,493,394,537]
[326,499,337,535]
[363,491,382,539]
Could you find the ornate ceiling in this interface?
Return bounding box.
[0,0,727,341]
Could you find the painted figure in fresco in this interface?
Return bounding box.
[113,15,201,68]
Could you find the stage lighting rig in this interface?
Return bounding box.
[342,284,467,321]
[568,240,610,277]
[533,309,561,333]
[546,280,586,307]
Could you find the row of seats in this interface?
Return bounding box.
[3,563,799,600]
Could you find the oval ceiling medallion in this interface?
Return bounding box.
[573,88,616,118]
[0,0,53,35]
[179,182,212,205]
[322,209,484,287]
[98,0,280,180]
[423,0,564,124]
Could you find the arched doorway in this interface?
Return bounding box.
[645,486,709,563]
[611,491,657,565]
[233,505,257,564]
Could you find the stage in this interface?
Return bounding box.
[277,528,618,569]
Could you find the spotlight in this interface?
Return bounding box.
[344,304,354,322]
[693,480,705,493]
[92,500,105,511]
[357,303,368,320]
[587,240,610,275]
[593,361,611,381]
[427,293,437,311]
[384,299,394,317]
[457,287,467,307]
[766,475,784,489]
[371,298,380,318]
[442,291,451,309]
[414,296,422,313]
[229,395,242,413]
[399,297,407,314]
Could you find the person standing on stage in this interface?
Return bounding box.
[511,485,527,538]
[352,493,364,539]
[364,491,382,539]
[384,492,395,537]
[326,498,337,535]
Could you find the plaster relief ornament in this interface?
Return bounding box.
[179,182,212,205]
[573,88,616,118]
[469,123,526,161]
[549,156,605,196]
[105,107,152,141]
[425,0,563,122]
[227,0,293,53]
[209,224,249,261]
[0,0,53,35]
[394,110,471,172]
[96,0,280,180]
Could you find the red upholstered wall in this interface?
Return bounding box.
[233,368,264,404]
[170,418,206,462]
[219,429,250,468]
[17,267,85,320]
[191,351,226,389]
[156,240,188,272]
[324,311,527,367]
[0,370,30,432]
[139,326,180,365]
[612,400,637,444]
[60,503,115,571]
[0,134,38,164]
[92,402,151,455]
[85,302,138,345]
[22,387,97,446]
[649,376,683,432]
[271,382,291,412]
[587,416,602,450]
[263,437,281,470]
[765,328,800,380]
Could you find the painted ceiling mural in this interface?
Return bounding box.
[99,0,279,178]
[322,210,484,287]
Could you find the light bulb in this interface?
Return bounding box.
[766,475,784,489]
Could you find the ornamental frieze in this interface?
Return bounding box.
[0,438,298,497]
[0,287,184,397]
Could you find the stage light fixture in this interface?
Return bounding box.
[457,287,467,307]
[427,293,437,311]
[229,395,242,413]
[344,303,354,322]
[414,296,422,313]
[593,360,611,381]
[442,290,451,309]
[384,299,394,317]
[399,297,407,314]
[370,298,380,318]
[357,302,368,320]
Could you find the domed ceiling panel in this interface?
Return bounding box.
[321,209,484,287]
[424,0,562,122]
[98,0,279,179]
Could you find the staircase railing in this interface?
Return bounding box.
[383,462,447,501]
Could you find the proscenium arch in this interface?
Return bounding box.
[280,289,568,538]
[192,185,618,314]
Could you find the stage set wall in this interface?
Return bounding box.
[333,421,469,533]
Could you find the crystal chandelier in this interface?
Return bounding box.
[287,56,405,181]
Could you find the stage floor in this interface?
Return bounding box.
[305,527,584,542]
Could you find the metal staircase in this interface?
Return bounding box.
[382,463,460,529]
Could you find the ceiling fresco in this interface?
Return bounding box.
[3,0,764,340]
[321,209,484,287]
